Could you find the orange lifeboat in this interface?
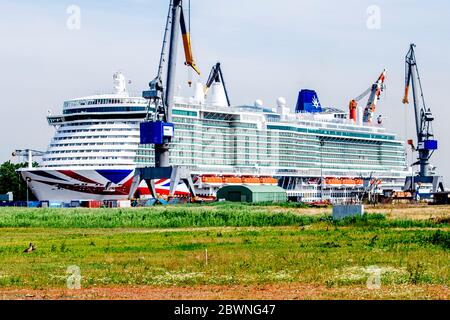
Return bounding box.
[260,176,278,184]
[223,175,242,184]
[342,178,356,185]
[325,178,341,185]
[242,176,261,184]
[201,175,223,184]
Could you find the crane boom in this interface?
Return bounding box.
[12,149,44,169]
[354,87,372,102]
[180,8,200,76]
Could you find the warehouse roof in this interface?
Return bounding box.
[218,185,286,193]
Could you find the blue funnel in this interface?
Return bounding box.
[295,89,322,113]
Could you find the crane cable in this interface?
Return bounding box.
[186,0,193,86]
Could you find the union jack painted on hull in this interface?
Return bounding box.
[20,168,189,201]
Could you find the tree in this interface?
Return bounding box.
[0,161,37,201]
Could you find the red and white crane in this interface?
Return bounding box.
[349,69,386,123]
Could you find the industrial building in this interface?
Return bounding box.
[216,185,287,203]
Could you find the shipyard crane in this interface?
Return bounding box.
[349,69,386,123]
[204,62,231,106]
[142,0,200,126]
[12,149,44,168]
[402,43,443,193]
[130,0,200,199]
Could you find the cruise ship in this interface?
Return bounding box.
[20,72,409,203]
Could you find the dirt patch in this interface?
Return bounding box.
[1,283,448,300]
[365,205,450,220]
[285,204,450,221]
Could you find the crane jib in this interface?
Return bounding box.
[180,8,200,75]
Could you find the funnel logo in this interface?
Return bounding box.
[312,96,320,109]
[295,89,323,113]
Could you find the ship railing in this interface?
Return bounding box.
[293,113,386,129]
[266,115,386,133]
[87,90,144,98]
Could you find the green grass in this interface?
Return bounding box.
[0,226,448,289]
[0,205,448,290]
[0,206,448,229]
[0,206,322,228]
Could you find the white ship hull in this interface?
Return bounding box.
[20,167,190,202]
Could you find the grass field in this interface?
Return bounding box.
[0,203,448,299]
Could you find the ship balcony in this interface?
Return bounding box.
[47,111,146,125]
[47,115,64,125]
[41,157,136,167]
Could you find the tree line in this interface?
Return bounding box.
[0,161,37,201]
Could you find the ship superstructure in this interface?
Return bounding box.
[19,72,409,203]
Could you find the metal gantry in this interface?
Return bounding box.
[129,0,200,199]
[402,43,444,194]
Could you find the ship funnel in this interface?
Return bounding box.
[295,89,322,113]
[209,81,228,107]
[113,72,128,95]
[193,81,205,104]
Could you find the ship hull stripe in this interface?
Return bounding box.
[57,170,98,184]
[30,170,67,181]
[96,169,133,184]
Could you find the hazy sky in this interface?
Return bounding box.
[1,0,449,184]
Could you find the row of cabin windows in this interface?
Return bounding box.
[64,99,146,108]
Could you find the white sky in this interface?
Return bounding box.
[1,0,449,185]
